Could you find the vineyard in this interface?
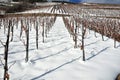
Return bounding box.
[0,3,120,80]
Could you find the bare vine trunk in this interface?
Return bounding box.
[4,20,11,80]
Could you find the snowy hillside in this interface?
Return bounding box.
[0,16,120,80]
[86,0,120,4]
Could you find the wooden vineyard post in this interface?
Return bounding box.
[45,17,47,38]
[4,19,6,34]
[45,17,49,38]
[114,39,116,48]
[94,29,97,38]
[4,20,11,80]
[25,20,29,62]
[42,18,45,43]
[16,18,19,29]
[20,20,23,38]
[94,21,97,38]
[101,21,104,41]
[73,16,78,48]
[81,23,86,61]
[10,20,14,41]
[81,11,85,61]
[113,21,116,48]
[36,21,39,49]
[74,25,78,48]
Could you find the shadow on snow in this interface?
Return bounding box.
[30,47,72,62]
[86,47,109,60]
[85,40,99,47]
[31,56,81,80]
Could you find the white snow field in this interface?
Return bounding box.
[0,17,120,80]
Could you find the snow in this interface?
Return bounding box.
[0,17,120,80]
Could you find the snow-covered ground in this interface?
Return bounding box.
[0,17,120,80]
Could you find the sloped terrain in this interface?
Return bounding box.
[0,17,120,80]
